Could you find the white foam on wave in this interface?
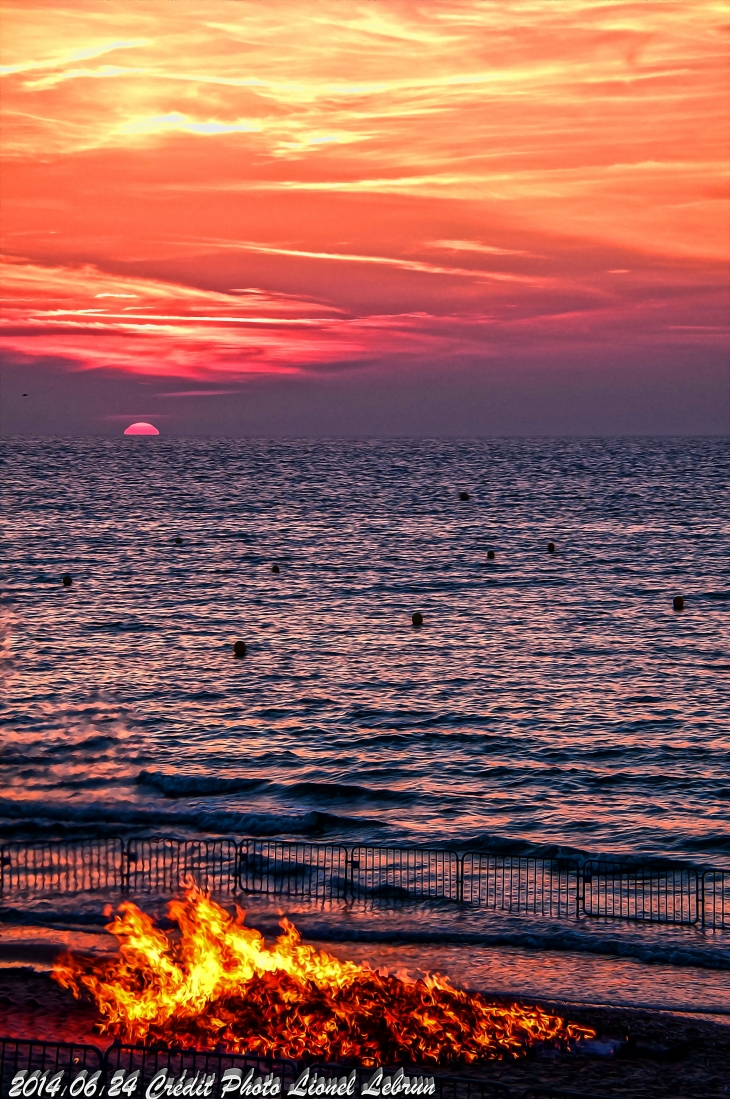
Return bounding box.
[0,796,371,838]
[1,895,728,976]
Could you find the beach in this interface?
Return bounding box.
[2,435,729,1097]
[1,966,729,1099]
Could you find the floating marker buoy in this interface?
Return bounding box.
[547,542,556,553]
[487,550,495,560]
[61,573,72,587]
[412,611,423,627]
[271,564,280,574]
[673,596,685,611]
[459,491,470,501]
[233,640,247,657]
[173,536,183,545]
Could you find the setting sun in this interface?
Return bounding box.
[1,0,727,435]
[123,421,159,435]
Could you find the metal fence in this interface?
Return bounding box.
[237,842,461,904]
[0,1037,604,1099]
[126,837,240,895]
[581,861,700,925]
[461,855,579,920]
[0,838,124,898]
[0,1039,103,1097]
[0,837,727,930]
[237,841,351,899]
[701,869,730,932]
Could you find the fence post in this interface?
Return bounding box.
[232,840,241,893]
[343,845,355,899]
[121,839,131,893]
[577,863,585,919]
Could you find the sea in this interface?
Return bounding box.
[1,435,729,1015]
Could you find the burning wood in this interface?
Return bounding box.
[52,888,594,1065]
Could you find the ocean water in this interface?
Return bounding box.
[1,436,730,1013]
[2,435,728,863]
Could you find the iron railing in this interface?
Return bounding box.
[461,855,578,920]
[700,868,730,931]
[0,838,727,930]
[0,1038,604,1099]
[125,837,240,895]
[581,861,699,926]
[0,1039,103,1097]
[237,842,461,903]
[0,838,124,898]
[237,840,351,899]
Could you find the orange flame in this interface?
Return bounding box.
[52,888,594,1065]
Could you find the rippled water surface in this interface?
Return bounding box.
[2,436,729,866]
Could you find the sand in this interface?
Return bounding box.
[0,968,728,1099]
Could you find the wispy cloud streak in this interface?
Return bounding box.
[0,0,727,394]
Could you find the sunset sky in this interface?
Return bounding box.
[1,0,728,435]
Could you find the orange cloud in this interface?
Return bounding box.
[1,0,727,388]
[3,251,725,385]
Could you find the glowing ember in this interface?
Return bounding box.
[53,888,594,1064]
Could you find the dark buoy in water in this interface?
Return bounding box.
[487,550,495,560]
[673,596,685,611]
[411,611,423,627]
[173,536,183,545]
[459,490,470,501]
[233,640,247,658]
[547,542,556,553]
[61,573,72,587]
[271,564,280,574]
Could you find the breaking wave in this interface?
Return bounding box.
[0,797,378,839]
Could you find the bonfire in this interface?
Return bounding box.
[53,888,594,1065]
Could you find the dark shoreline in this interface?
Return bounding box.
[1,968,728,1099]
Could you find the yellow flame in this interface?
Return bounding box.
[53,887,594,1063]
